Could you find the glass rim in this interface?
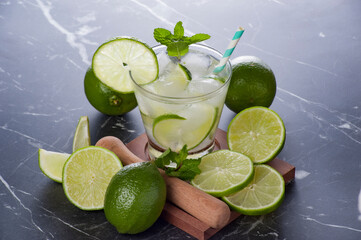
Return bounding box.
[129,43,232,103]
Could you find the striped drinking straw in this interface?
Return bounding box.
[213,27,245,73]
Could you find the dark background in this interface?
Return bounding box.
[1,0,361,239]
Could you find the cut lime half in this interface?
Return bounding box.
[92,37,159,93]
[191,150,254,197]
[152,104,217,151]
[39,149,70,183]
[227,107,285,164]
[222,164,285,215]
[63,146,123,210]
[72,116,91,152]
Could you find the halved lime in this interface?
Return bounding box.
[63,146,122,210]
[38,149,70,183]
[222,164,285,215]
[227,106,285,164]
[92,37,159,93]
[72,116,91,152]
[152,104,217,151]
[84,67,137,115]
[191,150,254,197]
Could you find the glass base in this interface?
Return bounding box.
[146,139,220,160]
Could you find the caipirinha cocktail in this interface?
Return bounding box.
[131,44,232,159]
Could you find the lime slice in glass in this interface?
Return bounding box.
[92,37,159,93]
[38,149,70,183]
[144,63,191,97]
[152,114,186,151]
[178,63,192,80]
[72,116,91,152]
[222,164,285,215]
[191,150,254,197]
[63,146,122,210]
[227,106,285,164]
[152,104,217,151]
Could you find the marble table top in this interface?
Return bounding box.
[1,0,361,239]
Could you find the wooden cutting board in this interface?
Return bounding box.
[126,129,295,240]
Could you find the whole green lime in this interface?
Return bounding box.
[225,56,276,113]
[104,162,166,234]
[84,67,137,115]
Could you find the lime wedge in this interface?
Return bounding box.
[191,150,254,197]
[152,104,217,151]
[165,63,192,91]
[227,107,285,164]
[92,37,158,93]
[222,164,285,215]
[63,146,122,210]
[144,63,191,96]
[72,116,91,152]
[38,149,70,183]
[178,63,192,81]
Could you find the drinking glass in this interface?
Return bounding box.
[131,44,232,159]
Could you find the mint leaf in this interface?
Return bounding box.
[167,42,189,57]
[153,21,211,59]
[154,148,172,168]
[188,33,211,44]
[173,21,184,39]
[175,145,188,165]
[155,145,187,168]
[154,28,173,45]
[167,158,201,181]
[154,146,201,181]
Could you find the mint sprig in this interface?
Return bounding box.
[154,21,210,59]
[154,145,201,181]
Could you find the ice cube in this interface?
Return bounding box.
[187,77,223,96]
[181,51,212,79]
[157,51,172,74]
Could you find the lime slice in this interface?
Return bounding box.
[92,37,159,93]
[144,63,191,97]
[227,106,285,164]
[152,104,217,151]
[152,114,186,151]
[222,164,285,215]
[191,150,254,197]
[178,63,192,80]
[165,63,192,91]
[72,116,91,152]
[38,149,70,183]
[63,146,122,210]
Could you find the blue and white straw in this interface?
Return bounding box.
[213,27,244,73]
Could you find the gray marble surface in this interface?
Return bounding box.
[1,0,361,239]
